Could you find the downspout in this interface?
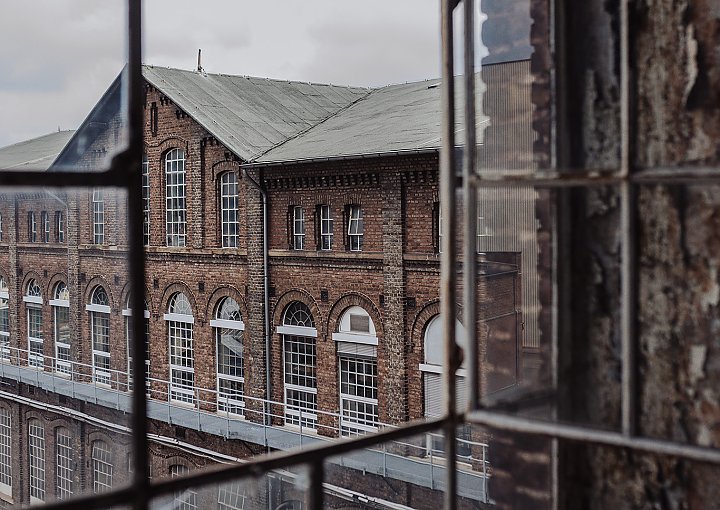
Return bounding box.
[242,167,271,426]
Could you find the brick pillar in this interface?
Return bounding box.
[67,194,83,376]
[381,170,407,424]
[8,198,19,357]
[243,170,267,424]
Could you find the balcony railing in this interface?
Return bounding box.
[0,345,490,502]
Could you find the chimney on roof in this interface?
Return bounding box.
[197,49,203,73]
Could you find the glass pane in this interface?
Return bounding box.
[150,466,309,510]
[326,426,490,507]
[0,2,128,171]
[0,187,131,504]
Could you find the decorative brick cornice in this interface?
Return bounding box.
[265,172,380,190]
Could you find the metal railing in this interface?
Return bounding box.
[0,344,490,493]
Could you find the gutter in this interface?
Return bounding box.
[241,147,441,170]
[242,166,271,426]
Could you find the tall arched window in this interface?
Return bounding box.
[420,315,470,456]
[0,408,11,495]
[56,427,73,499]
[0,277,9,361]
[170,464,197,510]
[87,286,111,385]
[220,172,239,248]
[333,306,379,436]
[92,189,105,244]
[278,301,317,429]
[212,297,244,415]
[165,293,194,404]
[24,279,44,368]
[165,149,187,247]
[28,419,45,503]
[142,154,150,246]
[91,440,113,493]
[51,282,71,375]
[123,295,150,394]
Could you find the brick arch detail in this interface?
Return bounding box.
[21,271,46,299]
[160,282,199,319]
[165,454,200,471]
[326,292,384,342]
[148,136,189,156]
[84,276,116,309]
[211,160,240,182]
[0,267,10,287]
[205,285,248,322]
[410,300,464,356]
[272,289,323,337]
[47,272,69,299]
[120,283,154,314]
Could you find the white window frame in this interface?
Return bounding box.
[347,204,363,251]
[165,149,187,247]
[25,280,44,368]
[292,206,305,250]
[0,279,9,362]
[320,204,333,250]
[142,154,150,246]
[165,293,195,404]
[0,409,11,495]
[123,300,151,394]
[86,287,111,386]
[56,211,65,243]
[56,427,73,500]
[213,297,245,416]
[29,211,37,242]
[91,440,113,493]
[170,464,197,510]
[220,171,239,248]
[279,302,317,429]
[28,419,45,504]
[52,283,71,376]
[41,211,50,243]
[92,189,105,244]
[217,481,247,510]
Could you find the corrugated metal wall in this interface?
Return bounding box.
[476,60,541,349]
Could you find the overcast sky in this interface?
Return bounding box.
[0,1,506,149]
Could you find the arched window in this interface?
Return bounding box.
[333,306,378,436]
[91,440,113,493]
[24,279,44,368]
[420,315,470,456]
[92,188,105,244]
[87,286,111,385]
[0,277,9,361]
[142,154,150,246]
[0,408,11,495]
[165,149,187,247]
[123,295,150,394]
[51,282,71,375]
[28,419,45,503]
[278,301,317,429]
[220,172,239,248]
[165,293,194,404]
[56,427,73,499]
[170,464,197,510]
[212,297,244,415]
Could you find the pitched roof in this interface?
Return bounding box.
[0,131,76,170]
[253,60,534,166]
[142,66,370,162]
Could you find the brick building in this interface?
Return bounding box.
[0,57,543,508]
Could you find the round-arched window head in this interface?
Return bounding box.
[283,302,314,327]
[216,297,241,321]
[54,282,69,301]
[26,279,41,297]
[337,306,376,336]
[168,292,192,316]
[424,315,467,367]
[91,286,109,306]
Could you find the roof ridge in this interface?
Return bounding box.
[248,87,376,162]
[0,130,75,151]
[142,64,369,91]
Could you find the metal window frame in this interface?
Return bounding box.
[220,170,239,248]
[28,419,46,503]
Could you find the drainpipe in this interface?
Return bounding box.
[242,167,271,426]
